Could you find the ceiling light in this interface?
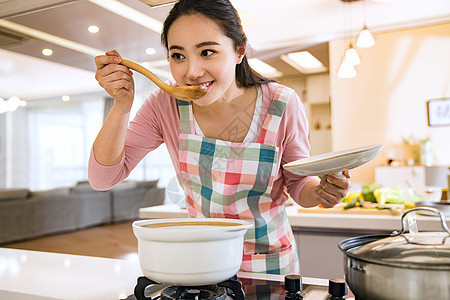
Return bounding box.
[0,19,104,57]
[248,58,283,78]
[88,25,99,33]
[280,51,327,74]
[62,95,70,102]
[145,48,156,55]
[356,26,375,48]
[356,0,375,48]
[338,0,360,79]
[42,48,53,56]
[88,0,163,33]
[344,44,360,65]
[0,19,169,77]
[337,58,357,79]
[0,96,22,114]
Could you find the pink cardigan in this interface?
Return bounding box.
[88,81,315,205]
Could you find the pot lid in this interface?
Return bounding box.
[345,207,450,269]
[352,232,450,268]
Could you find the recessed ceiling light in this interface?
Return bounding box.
[248,58,283,78]
[88,25,99,33]
[62,95,70,102]
[0,19,104,57]
[281,51,327,74]
[42,48,53,56]
[146,48,156,55]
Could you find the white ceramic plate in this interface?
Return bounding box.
[283,144,383,177]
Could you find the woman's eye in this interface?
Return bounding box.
[201,49,215,57]
[171,53,185,60]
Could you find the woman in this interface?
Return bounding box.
[89,0,350,275]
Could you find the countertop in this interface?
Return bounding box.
[0,248,328,300]
[139,204,450,232]
[0,248,141,300]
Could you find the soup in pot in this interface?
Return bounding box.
[142,221,242,228]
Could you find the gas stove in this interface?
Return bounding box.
[123,272,353,300]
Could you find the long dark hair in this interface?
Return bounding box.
[161,0,274,87]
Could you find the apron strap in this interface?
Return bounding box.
[257,85,292,145]
[178,100,194,134]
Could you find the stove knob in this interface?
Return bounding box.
[328,278,348,299]
[285,275,303,293]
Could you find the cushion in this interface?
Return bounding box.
[0,188,30,201]
[135,180,159,190]
[110,181,138,191]
[31,187,71,198]
[71,182,97,194]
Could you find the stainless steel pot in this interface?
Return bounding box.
[339,207,450,300]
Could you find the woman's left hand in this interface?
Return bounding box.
[314,170,351,208]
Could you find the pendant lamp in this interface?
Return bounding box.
[338,0,358,79]
[337,57,357,79]
[357,25,375,48]
[356,0,375,48]
[344,43,360,65]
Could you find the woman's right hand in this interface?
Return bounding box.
[94,50,135,111]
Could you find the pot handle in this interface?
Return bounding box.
[395,207,450,235]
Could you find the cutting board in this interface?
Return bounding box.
[297,205,405,215]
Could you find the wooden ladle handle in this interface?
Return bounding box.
[119,57,207,101]
[120,58,167,90]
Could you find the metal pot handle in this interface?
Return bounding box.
[395,207,450,235]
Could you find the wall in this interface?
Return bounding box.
[0,114,5,188]
[330,22,450,183]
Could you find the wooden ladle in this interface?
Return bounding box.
[120,58,207,101]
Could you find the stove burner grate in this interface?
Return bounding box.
[161,285,226,300]
[133,276,245,300]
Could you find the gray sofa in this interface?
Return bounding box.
[0,180,165,245]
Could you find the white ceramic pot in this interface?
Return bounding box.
[132,218,252,285]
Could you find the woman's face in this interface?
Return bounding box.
[167,14,243,106]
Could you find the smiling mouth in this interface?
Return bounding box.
[188,81,214,89]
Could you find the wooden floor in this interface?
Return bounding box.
[3,221,138,260]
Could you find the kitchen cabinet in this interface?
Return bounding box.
[375,165,449,187]
[293,226,389,279]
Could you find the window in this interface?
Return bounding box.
[5,95,176,192]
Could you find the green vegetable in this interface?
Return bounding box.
[344,197,364,209]
[361,182,381,203]
[373,187,420,205]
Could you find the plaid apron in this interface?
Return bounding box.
[177,84,299,275]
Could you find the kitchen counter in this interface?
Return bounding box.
[0,248,142,300]
[139,204,450,232]
[0,248,329,300]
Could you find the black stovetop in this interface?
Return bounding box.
[123,274,350,300]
